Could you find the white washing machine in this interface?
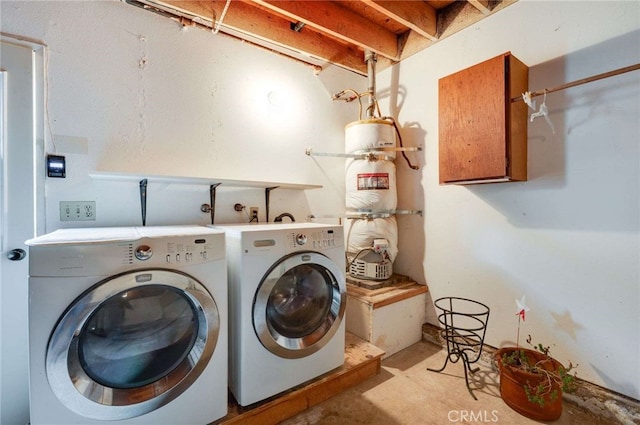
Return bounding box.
[26,225,227,424]
[213,222,346,406]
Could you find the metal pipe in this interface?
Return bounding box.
[274,212,295,222]
[365,51,377,119]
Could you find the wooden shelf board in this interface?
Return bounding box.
[214,332,385,425]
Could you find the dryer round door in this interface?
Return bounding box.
[253,251,346,359]
[46,269,220,421]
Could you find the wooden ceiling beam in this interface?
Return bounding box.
[362,0,438,41]
[129,0,519,76]
[158,0,368,74]
[251,0,400,60]
[467,0,492,15]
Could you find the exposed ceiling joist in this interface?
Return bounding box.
[126,0,518,75]
[468,0,492,14]
[363,0,438,41]
[160,0,368,73]
[252,0,400,60]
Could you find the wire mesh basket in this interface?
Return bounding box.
[428,296,490,399]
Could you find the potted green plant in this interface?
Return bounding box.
[495,297,578,421]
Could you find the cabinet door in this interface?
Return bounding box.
[438,52,528,184]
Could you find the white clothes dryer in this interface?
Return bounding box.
[26,226,227,425]
[213,223,346,406]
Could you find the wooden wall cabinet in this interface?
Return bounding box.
[438,52,529,185]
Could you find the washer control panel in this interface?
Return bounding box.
[27,227,226,277]
[286,228,341,252]
[135,235,220,265]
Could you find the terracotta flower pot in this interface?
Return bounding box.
[495,348,564,421]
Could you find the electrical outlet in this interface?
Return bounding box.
[60,201,96,221]
[250,207,259,221]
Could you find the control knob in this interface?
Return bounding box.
[135,245,153,261]
[295,233,307,246]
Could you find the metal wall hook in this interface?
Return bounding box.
[208,183,221,224]
[139,179,148,226]
[265,186,279,222]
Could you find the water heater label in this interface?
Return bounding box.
[356,173,390,190]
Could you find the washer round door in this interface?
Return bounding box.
[253,251,346,359]
[46,269,220,421]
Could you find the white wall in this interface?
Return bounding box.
[377,1,640,400]
[2,0,639,410]
[1,0,365,231]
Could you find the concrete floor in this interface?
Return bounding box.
[282,341,619,425]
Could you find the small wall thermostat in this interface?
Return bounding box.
[47,155,66,178]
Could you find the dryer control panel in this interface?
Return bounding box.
[224,223,344,257]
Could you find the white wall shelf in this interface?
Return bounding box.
[90,171,322,225]
[89,171,323,190]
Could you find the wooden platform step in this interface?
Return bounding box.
[346,273,413,290]
[213,333,385,425]
[347,278,428,310]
